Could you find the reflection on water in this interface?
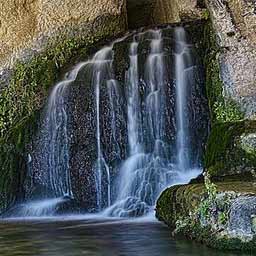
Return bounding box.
[0,218,250,256]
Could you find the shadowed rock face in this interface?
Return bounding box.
[126,0,205,29]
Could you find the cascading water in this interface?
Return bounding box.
[16,63,90,217]
[175,28,191,172]
[45,82,71,197]
[14,197,68,218]
[9,25,209,218]
[104,28,203,217]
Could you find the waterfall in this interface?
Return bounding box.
[127,41,143,155]
[14,197,68,217]
[104,28,202,217]
[46,82,71,197]
[14,25,208,218]
[34,63,90,198]
[19,63,91,217]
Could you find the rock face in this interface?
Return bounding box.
[0,0,127,70]
[206,0,256,119]
[156,1,256,252]
[229,196,256,235]
[126,0,206,29]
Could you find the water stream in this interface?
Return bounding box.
[104,28,201,217]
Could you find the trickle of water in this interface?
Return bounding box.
[92,47,113,211]
[175,27,192,172]
[127,41,142,155]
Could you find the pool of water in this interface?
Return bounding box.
[0,217,251,256]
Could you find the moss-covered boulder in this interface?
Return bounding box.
[156,175,256,252]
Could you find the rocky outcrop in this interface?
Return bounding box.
[203,0,256,178]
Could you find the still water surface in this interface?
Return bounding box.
[0,217,251,256]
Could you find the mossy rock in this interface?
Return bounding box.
[202,21,255,178]
[156,180,256,252]
[204,120,256,177]
[203,22,244,124]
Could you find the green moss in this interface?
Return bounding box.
[204,120,256,176]
[213,100,244,123]
[201,9,210,20]
[0,112,39,211]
